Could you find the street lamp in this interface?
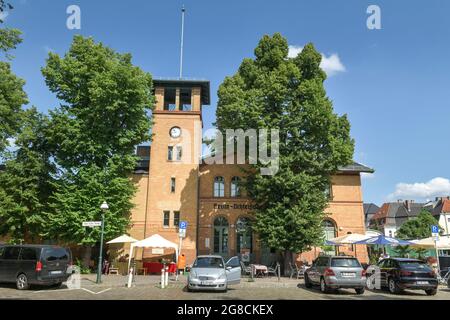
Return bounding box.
[96,201,109,284]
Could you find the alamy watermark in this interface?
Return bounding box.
[166,120,279,175]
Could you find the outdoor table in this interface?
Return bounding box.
[251,264,268,277]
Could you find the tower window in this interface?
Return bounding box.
[176,146,183,161]
[171,177,176,193]
[214,176,225,197]
[180,88,192,111]
[168,146,174,161]
[163,211,170,227]
[173,211,180,227]
[164,88,176,111]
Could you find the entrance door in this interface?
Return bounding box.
[213,217,229,258]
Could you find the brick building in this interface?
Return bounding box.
[128,78,373,265]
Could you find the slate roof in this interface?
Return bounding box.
[338,162,374,174]
[364,203,380,227]
[371,201,429,228]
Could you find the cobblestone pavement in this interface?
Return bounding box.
[0,275,449,300]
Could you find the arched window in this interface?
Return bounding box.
[236,217,253,255]
[213,217,229,256]
[322,220,337,256]
[230,176,241,197]
[214,176,225,197]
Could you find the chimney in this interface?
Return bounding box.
[404,200,411,212]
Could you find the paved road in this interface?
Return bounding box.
[0,277,449,300]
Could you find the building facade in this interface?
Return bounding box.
[128,78,373,265]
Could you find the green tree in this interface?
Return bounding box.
[0,17,26,152]
[396,209,438,240]
[215,34,354,273]
[41,35,153,266]
[0,108,54,243]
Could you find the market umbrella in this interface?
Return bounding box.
[354,235,414,246]
[106,234,138,244]
[326,233,371,245]
[410,236,450,249]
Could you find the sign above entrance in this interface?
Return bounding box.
[213,203,257,210]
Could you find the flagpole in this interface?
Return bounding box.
[179,5,186,78]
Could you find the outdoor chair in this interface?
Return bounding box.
[289,262,305,279]
[240,261,252,276]
[267,262,279,277]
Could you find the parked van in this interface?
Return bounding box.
[0,245,72,290]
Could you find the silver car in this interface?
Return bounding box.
[304,255,366,294]
[187,255,241,292]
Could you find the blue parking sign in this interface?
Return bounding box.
[179,221,187,229]
[431,225,439,234]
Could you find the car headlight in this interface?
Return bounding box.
[218,272,227,280]
[190,271,198,279]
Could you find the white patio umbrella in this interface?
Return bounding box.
[326,233,371,245]
[410,236,450,249]
[106,234,138,244]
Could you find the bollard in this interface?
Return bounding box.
[127,267,133,288]
[165,266,169,287]
[161,268,165,289]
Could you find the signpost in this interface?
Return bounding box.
[176,221,187,281]
[431,225,441,274]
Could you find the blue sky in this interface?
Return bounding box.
[2,0,450,205]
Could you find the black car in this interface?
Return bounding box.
[366,258,438,295]
[0,245,72,290]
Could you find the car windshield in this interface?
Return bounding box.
[193,257,224,268]
[331,258,361,268]
[398,261,430,270]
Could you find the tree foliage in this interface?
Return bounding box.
[215,33,354,266]
[0,108,54,242]
[396,209,439,240]
[41,35,153,247]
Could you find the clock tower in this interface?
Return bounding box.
[143,78,210,263]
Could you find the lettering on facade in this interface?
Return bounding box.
[213,203,258,210]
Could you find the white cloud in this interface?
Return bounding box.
[388,177,450,201]
[0,11,9,22]
[288,45,303,59]
[361,172,375,180]
[288,45,346,77]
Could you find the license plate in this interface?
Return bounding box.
[341,272,356,278]
[50,270,62,275]
[417,281,428,285]
[201,281,213,286]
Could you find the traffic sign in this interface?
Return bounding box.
[431,225,439,236]
[179,221,187,229]
[82,221,102,228]
[179,228,186,238]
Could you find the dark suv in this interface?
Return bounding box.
[366,258,438,295]
[0,245,72,290]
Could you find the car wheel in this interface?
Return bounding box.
[425,289,437,296]
[355,287,365,295]
[388,278,401,294]
[320,278,330,293]
[304,274,312,288]
[16,274,29,290]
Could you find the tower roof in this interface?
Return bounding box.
[153,77,210,105]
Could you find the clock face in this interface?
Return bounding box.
[170,127,181,138]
